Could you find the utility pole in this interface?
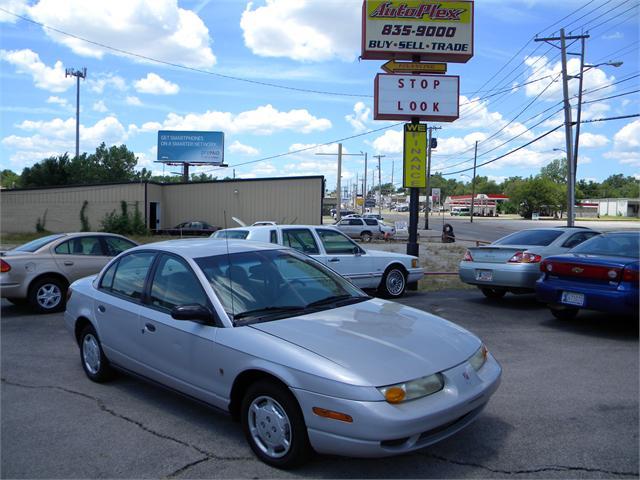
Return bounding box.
[470,141,478,224]
[373,154,385,216]
[316,147,365,220]
[424,125,441,230]
[536,30,589,227]
[362,152,368,214]
[65,67,87,159]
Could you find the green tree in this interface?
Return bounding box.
[600,174,640,198]
[540,158,567,184]
[21,153,73,187]
[0,169,20,188]
[506,176,565,219]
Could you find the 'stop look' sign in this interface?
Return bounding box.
[361,0,474,63]
[157,130,224,165]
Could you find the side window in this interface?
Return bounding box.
[349,219,363,226]
[339,220,350,226]
[54,241,71,255]
[282,229,320,254]
[562,231,599,248]
[269,230,278,244]
[191,222,203,230]
[149,255,208,311]
[99,261,118,290]
[62,236,105,256]
[110,252,156,301]
[317,229,359,255]
[364,219,378,226]
[104,237,136,256]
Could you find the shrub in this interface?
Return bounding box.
[35,209,48,233]
[80,200,91,231]
[100,200,148,235]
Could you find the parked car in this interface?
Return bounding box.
[0,232,137,313]
[252,221,277,226]
[333,210,357,219]
[213,225,420,297]
[157,221,219,236]
[363,213,384,220]
[396,205,409,212]
[65,238,501,468]
[334,217,390,242]
[536,231,639,319]
[459,227,600,299]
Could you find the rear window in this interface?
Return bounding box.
[570,233,640,258]
[214,230,249,239]
[493,230,563,247]
[14,234,65,252]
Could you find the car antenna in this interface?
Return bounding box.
[223,210,235,321]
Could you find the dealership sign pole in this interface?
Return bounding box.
[362,0,473,268]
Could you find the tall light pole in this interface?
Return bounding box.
[316,149,366,221]
[65,67,87,159]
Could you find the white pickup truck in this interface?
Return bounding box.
[212,225,423,298]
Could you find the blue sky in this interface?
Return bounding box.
[0,0,638,191]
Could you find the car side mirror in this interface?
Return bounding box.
[171,304,215,325]
[353,246,363,256]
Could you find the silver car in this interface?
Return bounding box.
[459,227,599,299]
[65,239,501,468]
[1,232,137,313]
[334,217,387,242]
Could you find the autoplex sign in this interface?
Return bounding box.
[157,130,224,164]
[403,123,427,188]
[361,0,474,63]
[374,73,459,121]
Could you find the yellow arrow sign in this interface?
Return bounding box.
[381,61,447,74]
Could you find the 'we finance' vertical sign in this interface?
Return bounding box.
[403,123,427,188]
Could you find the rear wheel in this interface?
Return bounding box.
[550,306,579,320]
[241,380,311,469]
[79,325,114,383]
[28,277,66,313]
[480,287,507,300]
[360,231,372,242]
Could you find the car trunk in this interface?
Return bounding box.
[467,246,533,264]
[543,255,637,289]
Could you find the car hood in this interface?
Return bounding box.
[251,298,480,386]
[364,249,416,261]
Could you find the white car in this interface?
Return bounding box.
[213,225,423,297]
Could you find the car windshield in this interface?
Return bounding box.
[214,230,249,239]
[493,229,564,246]
[570,233,640,258]
[13,234,65,252]
[194,249,367,325]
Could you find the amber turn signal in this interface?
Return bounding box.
[312,407,353,423]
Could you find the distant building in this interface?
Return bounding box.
[581,198,640,218]
[444,194,509,216]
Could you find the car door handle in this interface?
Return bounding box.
[145,323,156,333]
[329,258,340,263]
[97,305,106,313]
[63,261,74,266]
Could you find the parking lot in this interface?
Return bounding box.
[2,290,638,479]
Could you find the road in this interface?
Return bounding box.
[2,293,638,478]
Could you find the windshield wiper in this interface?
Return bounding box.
[306,294,366,308]
[233,305,305,321]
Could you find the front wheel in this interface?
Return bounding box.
[79,325,114,383]
[379,267,407,298]
[241,380,311,469]
[480,287,507,300]
[550,306,579,320]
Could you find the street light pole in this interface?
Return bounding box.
[316,149,366,220]
[65,67,87,159]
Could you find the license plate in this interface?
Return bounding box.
[561,291,584,306]
[476,270,493,281]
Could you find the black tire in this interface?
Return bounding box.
[550,306,579,320]
[241,380,311,469]
[28,276,67,313]
[79,325,114,383]
[378,266,407,298]
[360,231,372,243]
[6,298,28,306]
[480,287,507,300]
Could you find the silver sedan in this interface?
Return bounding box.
[65,239,501,468]
[459,227,599,299]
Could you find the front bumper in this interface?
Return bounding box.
[407,268,424,284]
[459,261,541,290]
[293,354,501,458]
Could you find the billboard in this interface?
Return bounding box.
[374,73,459,121]
[157,130,224,164]
[362,1,474,63]
[403,123,427,188]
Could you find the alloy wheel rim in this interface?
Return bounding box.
[248,396,292,458]
[82,334,101,375]
[386,270,405,295]
[36,283,61,309]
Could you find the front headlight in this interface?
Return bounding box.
[378,373,444,404]
[469,344,488,371]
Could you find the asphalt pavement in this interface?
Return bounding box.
[1,292,638,479]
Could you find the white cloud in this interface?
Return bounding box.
[345,102,371,133]
[604,120,640,166]
[240,0,359,62]
[0,49,73,92]
[372,129,402,154]
[2,115,128,165]
[579,132,609,148]
[0,0,30,22]
[93,100,108,112]
[228,140,259,156]
[137,104,332,136]
[46,96,68,106]
[88,74,127,94]
[602,32,623,40]
[134,73,179,95]
[126,95,143,106]
[29,0,216,68]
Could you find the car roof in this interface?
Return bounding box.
[218,224,339,232]
[128,238,282,259]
